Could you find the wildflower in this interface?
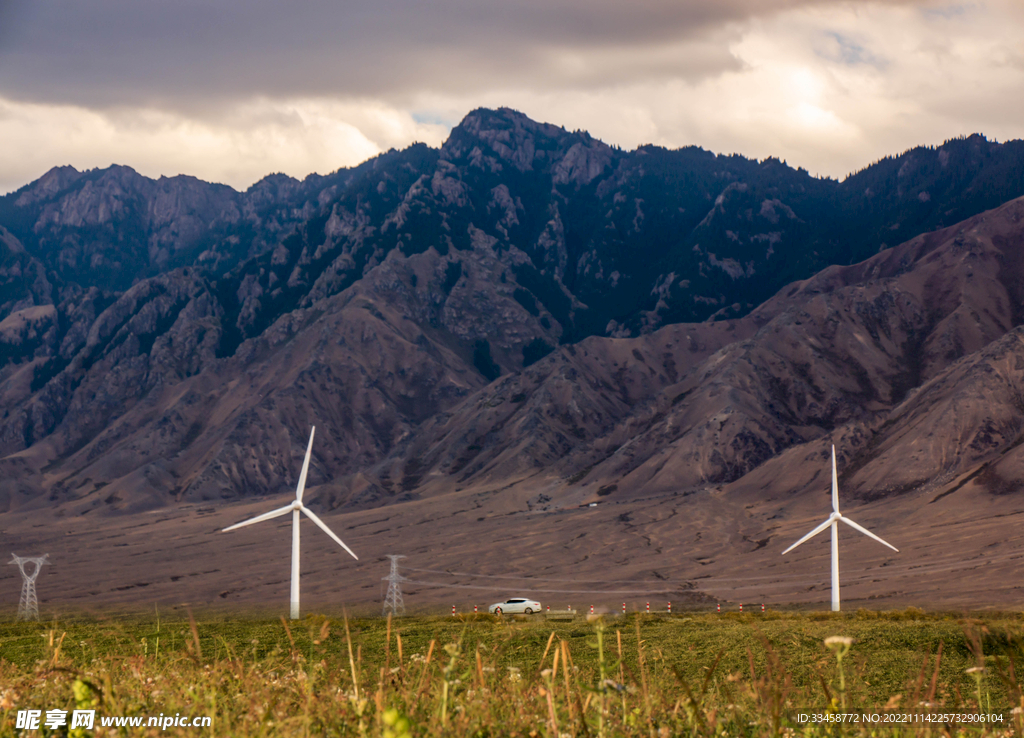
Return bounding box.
[824,636,853,661]
[507,666,522,682]
[966,665,987,708]
[824,636,853,648]
[825,635,854,710]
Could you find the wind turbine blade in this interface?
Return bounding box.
[296,426,315,503]
[223,504,294,532]
[839,516,899,552]
[832,445,839,514]
[782,517,833,555]
[300,506,359,560]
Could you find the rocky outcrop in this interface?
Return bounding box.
[3,164,353,292]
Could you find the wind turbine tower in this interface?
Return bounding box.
[782,445,898,611]
[223,427,358,619]
[9,554,49,621]
[382,555,407,617]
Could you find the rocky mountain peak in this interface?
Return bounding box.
[13,165,85,207]
[441,107,612,180]
[245,172,305,206]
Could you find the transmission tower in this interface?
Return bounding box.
[382,555,407,617]
[9,553,49,621]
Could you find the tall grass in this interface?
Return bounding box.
[1,609,1022,736]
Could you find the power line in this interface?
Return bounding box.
[401,579,678,595]
[398,545,1024,595]
[402,567,677,584]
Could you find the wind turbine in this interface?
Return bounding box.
[782,445,898,611]
[223,427,358,619]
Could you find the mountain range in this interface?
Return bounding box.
[1,108,1023,612]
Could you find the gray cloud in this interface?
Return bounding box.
[0,0,911,111]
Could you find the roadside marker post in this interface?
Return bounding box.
[452,605,456,616]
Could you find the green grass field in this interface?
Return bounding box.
[2,609,1023,736]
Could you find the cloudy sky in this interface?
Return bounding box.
[1,0,1022,194]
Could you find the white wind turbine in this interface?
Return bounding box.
[223,427,358,619]
[782,445,898,612]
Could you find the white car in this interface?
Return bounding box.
[489,597,541,615]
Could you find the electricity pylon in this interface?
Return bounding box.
[9,554,49,621]
[382,555,407,617]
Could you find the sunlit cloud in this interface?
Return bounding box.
[0,98,449,193]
